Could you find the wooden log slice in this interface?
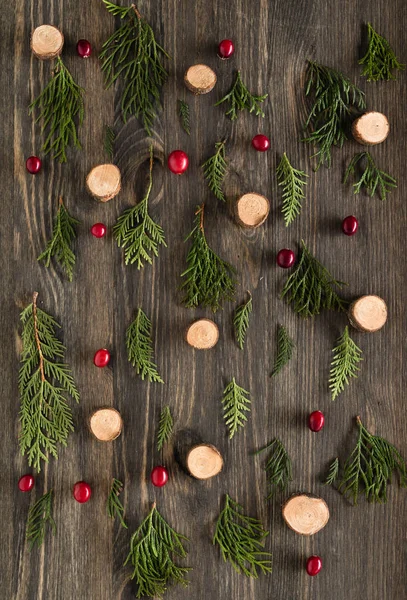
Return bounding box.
[235,192,270,228]
[86,164,121,202]
[31,25,64,60]
[282,494,330,535]
[89,408,123,442]
[348,295,388,332]
[186,444,223,479]
[351,111,390,145]
[185,319,219,349]
[184,64,217,94]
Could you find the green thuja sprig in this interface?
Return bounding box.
[156,405,173,451]
[126,307,163,383]
[104,125,115,160]
[254,439,293,499]
[281,240,348,317]
[344,151,397,201]
[213,494,272,577]
[100,1,169,133]
[114,146,166,268]
[178,99,190,135]
[180,204,237,312]
[359,23,405,81]
[29,57,84,163]
[303,61,365,169]
[26,490,56,549]
[215,71,267,120]
[271,325,294,377]
[124,502,190,598]
[233,291,252,350]
[337,416,407,505]
[37,197,79,282]
[107,478,127,529]
[276,153,308,226]
[221,378,251,439]
[19,293,80,472]
[329,326,363,400]
[324,458,339,486]
[201,140,227,202]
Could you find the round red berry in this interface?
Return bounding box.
[168,150,189,175]
[277,248,295,268]
[218,39,235,59]
[18,474,35,492]
[93,348,111,368]
[73,481,92,503]
[306,555,322,576]
[76,39,92,58]
[26,156,42,174]
[342,215,359,236]
[252,134,270,152]
[151,465,169,487]
[308,410,325,432]
[90,223,107,238]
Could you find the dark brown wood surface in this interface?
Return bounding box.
[2,1,406,598]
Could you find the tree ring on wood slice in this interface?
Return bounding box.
[235,192,270,228]
[31,25,64,60]
[186,444,223,479]
[184,64,217,94]
[89,407,123,442]
[348,295,387,332]
[185,319,219,349]
[351,111,390,145]
[86,164,121,202]
[282,494,329,535]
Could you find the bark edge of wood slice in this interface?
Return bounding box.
[352,111,390,145]
[89,407,123,442]
[31,25,64,60]
[235,192,270,228]
[184,64,217,94]
[282,494,330,536]
[86,164,121,202]
[186,444,223,479]
[348,295,388,332]
[185,319,219,349]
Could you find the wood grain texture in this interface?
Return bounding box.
[1,1,406,599]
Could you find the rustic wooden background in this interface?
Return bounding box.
[2,0,406,598]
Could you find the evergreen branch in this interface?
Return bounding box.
[29,57,84,163]
[113,146,166,268]
[359,23,405,81]
[107,478,128,529]
[213,494,272,577]
[26,490,56,549]
[344,151,397,201]
[329,326,363,400]
[324,458,339,486]
[303,61,365,169]
[281,240,348,317]
[156,405,173,451]
[180,204,237,312]
[221,378,251,439]
[254,438,293,499]
[233,291,252,350]
[271,325,294,377]
[104,125,115,160]
[215,71,267,120]
[100,1,169,133]
[276,153,308,226]
[126,307,163,383]
[201,140,227,202]
[124,503,190,598]
[19,293,80,472]
[178,99,190,135]
[37,197,79,282]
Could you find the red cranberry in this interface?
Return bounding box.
[342,215,359,236]
[151,465,169,487]
[76,39,92,58]
[277,248,295,268]
[93,348,111,368]
[73,481,92,503]
[218,39,235,59]
[306,555,322,576]
[308,410,325,432]
[18,474,35,492]
[252,134,270,152]
[168,150,189,175]
[90,223,107,238]
[26,156,42,174]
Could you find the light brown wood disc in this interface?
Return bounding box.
[185,319,219,349]
[282,494,330,536]
[352,111,390,145]
[31,25,64,60]
[235,192,270,228]
[186,444,223,479]
[89,408,123,442]
[184,64,217,94]
[348,295,388,332]
[86,164,121,202]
